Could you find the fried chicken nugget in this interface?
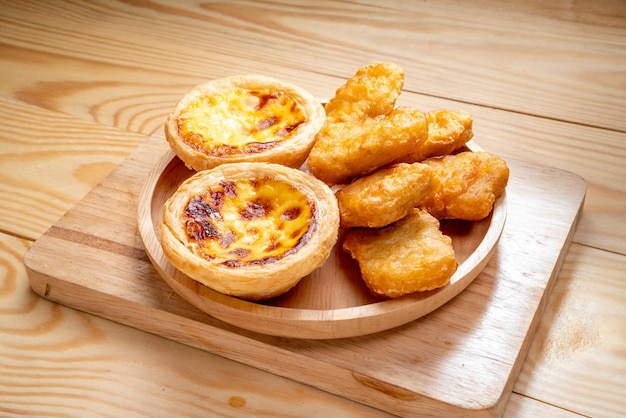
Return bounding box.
[308,62,429,185]
[336,162,438,228]
[397,109,474,163]
[419,151,509,221]
[324,62,404,123]
[343,209,457,298]
[308,107,428,185]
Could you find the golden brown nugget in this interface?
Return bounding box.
[324,62,404,123]
[308,62,428,185]
[419,151,509,221]
[336,162,437,228]
[308,107,428,185]
[398,109,474,163]
[343,209,457,298]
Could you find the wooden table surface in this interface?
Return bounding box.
[1,1,624,417]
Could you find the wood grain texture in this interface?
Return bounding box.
[504,393,585,418]
[0,98,145,240]
[1,231,594,418]
[23,134,586,417]
[379,96,625,256]
[1,0,625,416]
[1,1,624,254]
[138,148,506,339]
[1,0,624,130]
[0,233,394,418]
[4,245,605,418]
[515,243,626,418]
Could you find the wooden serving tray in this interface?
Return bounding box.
[24,134,586,417]
[138,148,507,339]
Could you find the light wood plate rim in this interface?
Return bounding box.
[137,142,507,339]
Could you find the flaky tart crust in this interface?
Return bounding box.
[160,162,339,301]
[165,75,325,172]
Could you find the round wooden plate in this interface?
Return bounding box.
[137,141,507,339]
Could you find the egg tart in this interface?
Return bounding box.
[164,75,325,172]
[160,162,340,301]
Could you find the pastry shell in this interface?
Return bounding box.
[160,162,339,301]
[165,75,325,172]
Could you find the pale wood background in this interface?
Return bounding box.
[1,1,625,417]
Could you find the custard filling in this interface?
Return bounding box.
[175,88,306,157]
[182,177,316,267]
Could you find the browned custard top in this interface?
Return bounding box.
[175,88,306,157]
[182,177,316,267]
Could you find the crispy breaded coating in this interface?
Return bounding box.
[419,151,509,221]
[324,62,405,123]
[308,62,429,185]
[336,162,438,228]
[308,107,428,185]
[398,109,474,163]
[343,209,457,298]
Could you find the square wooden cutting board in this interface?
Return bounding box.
[24,134,586,417]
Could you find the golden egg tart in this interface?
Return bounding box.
[160,162,340,301]
[164,75,325,172]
